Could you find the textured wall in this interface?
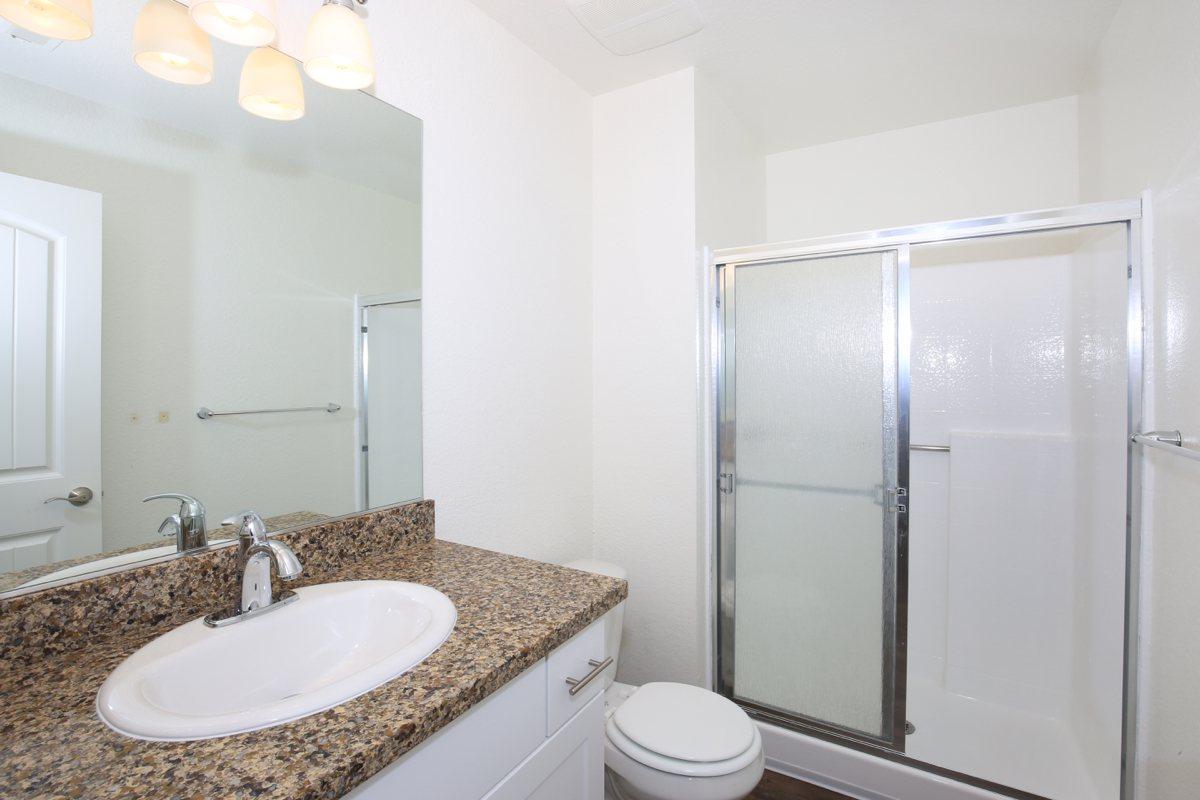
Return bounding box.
[765,97,1081,241]
[592,69,703,687]
[272,1,596,564]
[1079,0,1200,796]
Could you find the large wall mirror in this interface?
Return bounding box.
[0,2,422,594]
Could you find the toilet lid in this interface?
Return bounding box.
[611,682,756,763]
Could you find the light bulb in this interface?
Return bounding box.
[303,0,374,90]
[133,0,213,85]
[0,0,92,40]
[189,0,276,47]
[239,46,305,121]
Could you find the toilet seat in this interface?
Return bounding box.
[605,682,761,778]
[607,717,763,777]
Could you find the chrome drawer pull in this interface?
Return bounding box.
[564,657,612,696]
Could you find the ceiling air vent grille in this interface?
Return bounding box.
[565,0,704,56]
[1,20,63,50]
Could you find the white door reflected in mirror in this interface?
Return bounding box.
[0,171,101,576]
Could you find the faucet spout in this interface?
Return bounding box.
[204,510,304,627]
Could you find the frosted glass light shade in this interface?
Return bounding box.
[133,0,213,85]
[303,2,374,90]
[0,0,92,41]
[190,0,276,47]
[239,46,305,121]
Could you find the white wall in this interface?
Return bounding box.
[592,68,703,686]
[1079,1,1200,797]
[695,73,767,252]
[765,97,1081,242]
[0,72,418,550]
[271,1,597,564]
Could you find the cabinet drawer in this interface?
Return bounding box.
[546,617,608,735]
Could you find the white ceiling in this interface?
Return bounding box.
[0,1,421,201]
[468,0,1123,153]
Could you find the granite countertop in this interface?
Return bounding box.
[0,539,627,800]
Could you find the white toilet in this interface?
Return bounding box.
[564,560,765,800]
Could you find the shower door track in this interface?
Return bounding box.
[712,198,1145,800]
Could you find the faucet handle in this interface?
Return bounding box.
[222,510,268,544]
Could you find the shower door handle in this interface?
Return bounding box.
[885,487,908,514]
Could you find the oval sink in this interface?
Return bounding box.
[96,580,456,741]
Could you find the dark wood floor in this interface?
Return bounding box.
[749,769,852,800]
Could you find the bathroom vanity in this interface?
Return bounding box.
[347,618,608,800]
[0,501,625,800]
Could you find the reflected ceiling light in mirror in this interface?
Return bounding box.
[239,46,305,121]
[190,0,276,47]
[303,0,374,90]
[133,0,214,85]
[0,0,92,40]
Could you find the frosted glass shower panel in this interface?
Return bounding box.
[731,251,898,739]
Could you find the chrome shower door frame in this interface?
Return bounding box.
[355,291,422,512]
[716,244,911,751]
[712,198,1145,800]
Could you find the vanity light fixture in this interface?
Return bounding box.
[133,0,214,85]
[303,0,374,90]
[0,0,92,41]
[189,0,276,47]
[239,45,305,121]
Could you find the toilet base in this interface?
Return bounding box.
[603,737,765,800]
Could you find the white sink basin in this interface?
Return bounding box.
[96,580,456,741]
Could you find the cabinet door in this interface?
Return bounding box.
[345,662,548,800]
[546,618,607,735]
[483,693,604,800]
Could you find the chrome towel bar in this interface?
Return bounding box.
[911,444,951,453]
[1131,430,1200,463]
[196,403,341,420]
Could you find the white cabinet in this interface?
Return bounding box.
[346,618,609,800]
[545,618,606,735]
[483,693,603,800]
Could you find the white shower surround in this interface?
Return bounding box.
[905,233,1127,799]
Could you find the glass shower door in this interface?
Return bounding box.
[717,248,909,749]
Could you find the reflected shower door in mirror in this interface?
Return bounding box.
[0,4,422,594]
[358,295,422,510]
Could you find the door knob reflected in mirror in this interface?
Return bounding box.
[43,487,94,507]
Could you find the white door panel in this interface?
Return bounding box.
[0,171,101,573]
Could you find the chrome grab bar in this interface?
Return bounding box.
[564,657,612,696]
[196,403,341,420]
[1132,430,1200,463]
[911,444,950,453]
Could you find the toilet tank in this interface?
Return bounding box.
[563,559,626,690]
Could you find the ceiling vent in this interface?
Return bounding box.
[1,20,63,51]
[565,0,704,56]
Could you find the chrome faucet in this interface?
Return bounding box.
[143,493,208,552]
[204,510,302,628]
